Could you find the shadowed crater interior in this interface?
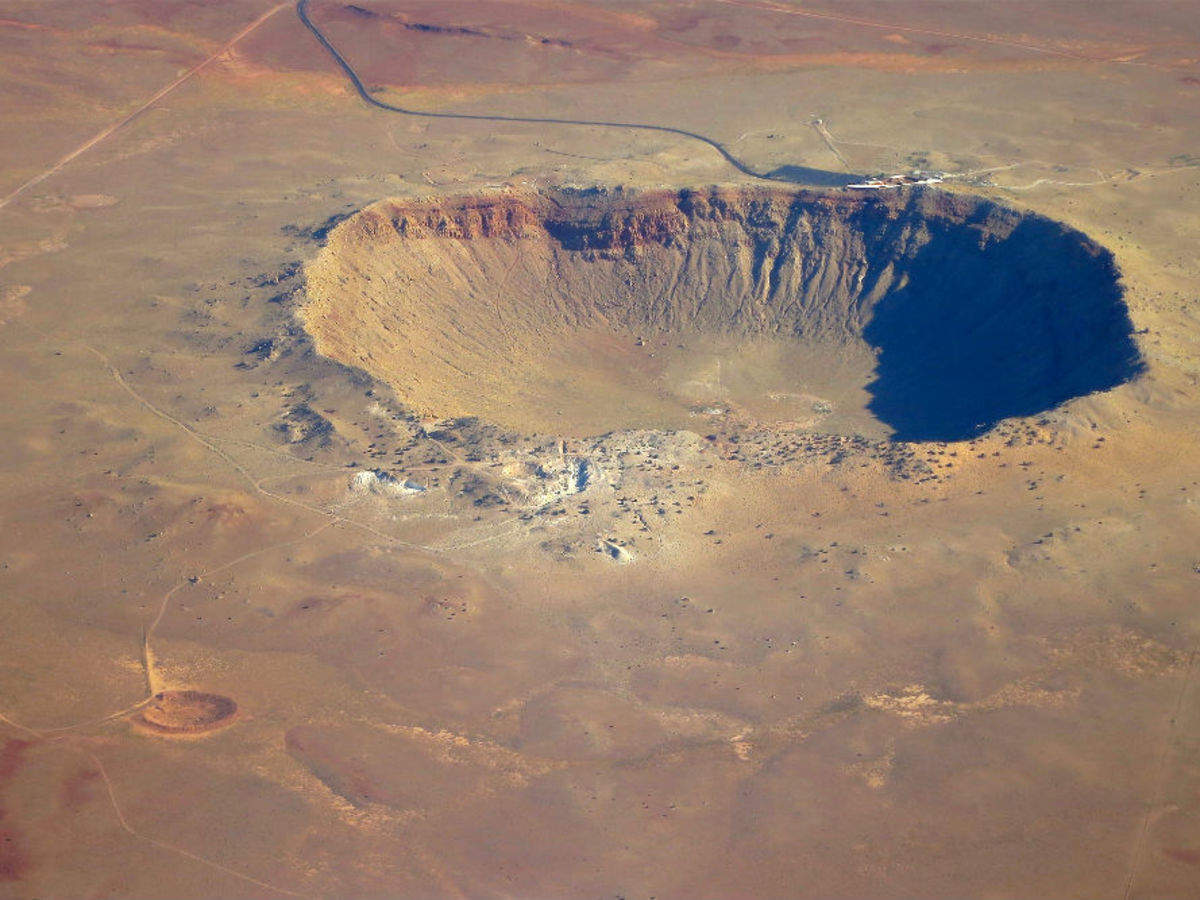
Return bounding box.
[300,186,1142,441]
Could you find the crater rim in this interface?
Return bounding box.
[297,184,1144,444]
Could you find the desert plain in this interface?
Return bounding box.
[1,1,1200,898]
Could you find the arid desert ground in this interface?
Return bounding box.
[1,2,1199,897]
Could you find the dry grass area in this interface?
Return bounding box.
[1,1,1199,898]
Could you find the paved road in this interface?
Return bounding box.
[295,0,856,186]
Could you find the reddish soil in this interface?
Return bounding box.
[58,765,101,812]
[0,739,31,882]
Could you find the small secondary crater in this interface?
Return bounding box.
[300,186,1142,442]
[133,690,237,736]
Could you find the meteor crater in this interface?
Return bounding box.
[300,186,1142,442]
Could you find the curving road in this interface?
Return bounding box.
[295,0,854,185]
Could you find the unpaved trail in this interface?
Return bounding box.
[811,118,851,171]
[0,2,291,211]
[87,751,309,897]
[1122,648,1200,900]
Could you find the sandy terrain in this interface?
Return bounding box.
[1,1,1199,897]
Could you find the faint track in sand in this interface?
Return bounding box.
[0,522,335,737]
[711,0,1187,72]
[76,339,436,551]
[1000,164,1196,192]
[810,118,851,171]
[0,325,442,736]
[0,728,313,894]
[87,751,309,897]
[0,3,291,211]
[140,521,337,695]
[0,316,558,736]
[1122,648,1199,900]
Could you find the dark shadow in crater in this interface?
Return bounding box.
[863,212,1144,442]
